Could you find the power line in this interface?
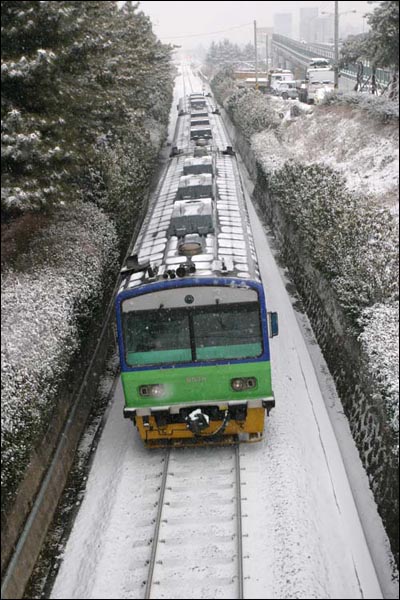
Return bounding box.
[160,22,253,41]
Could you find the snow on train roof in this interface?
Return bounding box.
[118,94,260,294]
[184,156,212,167]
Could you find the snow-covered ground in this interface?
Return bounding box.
[254,100,399,214]
[50,66,397,600]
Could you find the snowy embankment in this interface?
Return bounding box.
[250,105,399,435]
[212,76,399,564]
[264,100,399,212]
[1,203,119,509]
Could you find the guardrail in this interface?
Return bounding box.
[272,33,392,87]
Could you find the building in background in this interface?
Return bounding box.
[256,26,274,66]
[273,13,292,37]
[314,15,334,43]
[299,6,318,42]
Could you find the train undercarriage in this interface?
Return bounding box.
[124,402,274,447]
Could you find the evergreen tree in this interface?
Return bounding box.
[367,0,399,69]
[339,2,399,95]
[205,39,244,69]
[1,1,101,216]
[241,43,255,63]
[1,1,173,219]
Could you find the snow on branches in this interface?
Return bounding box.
[211,70,399,444]
[1,202,118,507]
[359,302,399,439]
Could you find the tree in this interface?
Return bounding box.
[1,1,85,216]
[1,1,173,219]
[367,1,399,97]
[367,0,399,70]
[205,39,243,70]
[241,43,255,62]
[340,33,371,91]
[339,2,399,96]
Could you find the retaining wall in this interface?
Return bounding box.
[221,106,399,563]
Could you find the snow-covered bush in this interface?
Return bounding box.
[229,89,281,139]
[1,202,119,509]
[211,68,237,104]
[321,91,399,122]
[266,161,399,326]
[212,71,281,139]
[359,302,399,439]
[252,130,290,175]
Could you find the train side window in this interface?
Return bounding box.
[268,312,279,337]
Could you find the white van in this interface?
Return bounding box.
[269,69,295,92]
[274,81,298,99]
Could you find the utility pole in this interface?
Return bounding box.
[254,20,258,90]
[266,35,269,74]
[334,1,339,89]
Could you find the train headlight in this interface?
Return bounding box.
[231,378,245,391]
[231,378,257,391]
[139,384,165,398]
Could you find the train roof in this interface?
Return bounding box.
[117,93,260,296]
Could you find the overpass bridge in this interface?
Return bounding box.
[271,34,392,92]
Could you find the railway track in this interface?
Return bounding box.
[181,61,196,94]
[141,65,244,599]
[131,65,245,599]
[48,62,389,600]
[144,445,245,600]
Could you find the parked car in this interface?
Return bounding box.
[268,69,295,93]
[274,81,298,100]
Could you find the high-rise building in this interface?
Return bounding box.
[299,6,318,42]
[273,13,292,37]
[314,15,334,43]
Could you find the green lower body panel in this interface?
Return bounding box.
[121,361,272,409]
[122,361,273,445]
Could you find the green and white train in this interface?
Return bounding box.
[115,90,278,447]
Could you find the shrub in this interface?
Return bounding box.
[1,202,119,508]
[321,91,399,122]
[359,302,399,438]
[267,161,399,326]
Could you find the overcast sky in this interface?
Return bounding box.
[137,1,373,49]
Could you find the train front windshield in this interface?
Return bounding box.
[121,288,263,367]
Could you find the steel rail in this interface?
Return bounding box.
[235,444,244,599]
[144,448,171,600]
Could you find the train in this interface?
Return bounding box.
[115,80,278,447]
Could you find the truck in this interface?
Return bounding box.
[268,69,295,93]
[298,59,335,104]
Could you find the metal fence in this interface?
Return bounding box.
[272,33,392,87]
